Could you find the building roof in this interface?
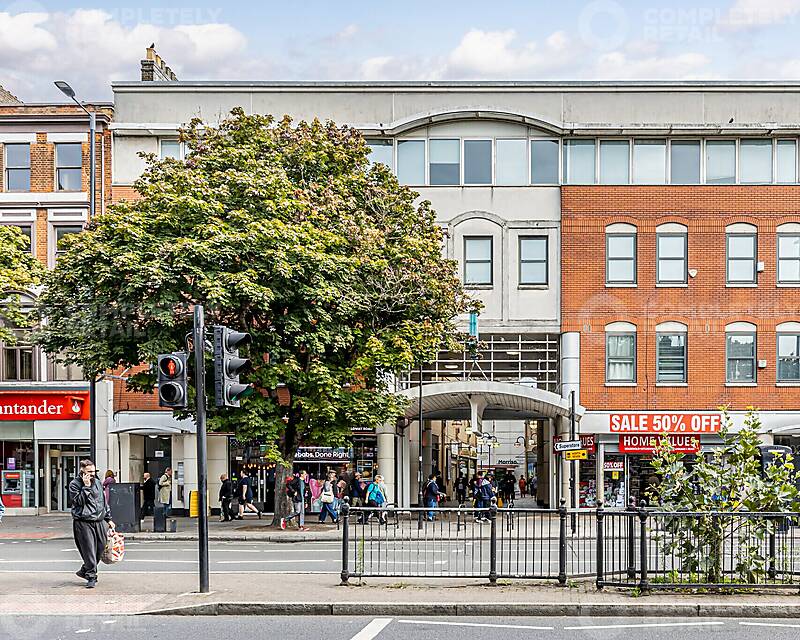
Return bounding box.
[0,85,21,104]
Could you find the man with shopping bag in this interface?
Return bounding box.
[68,459,114,589]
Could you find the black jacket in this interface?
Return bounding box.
[141,478,156,502]
[69,476,111,522]
[219,479,232,501]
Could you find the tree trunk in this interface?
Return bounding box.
[270,421,298,527]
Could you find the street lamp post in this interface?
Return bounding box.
[55,81,97,463]
[417,361,424,529]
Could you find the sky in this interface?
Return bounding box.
[3,0,800,101]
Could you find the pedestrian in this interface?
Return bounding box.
[318,471,338,524]
[455,473,468,506]
[423,473,442,521]
[518,475,527,498]
[349,471,366,508]
[139,472,155,521]
[282,470,310,531]
[102,470,116,503]
[365,474,387,524]
[69,459,114,589]
[218,473,233,522]
[474,472,494,522]
[0,492,5,523]
[237,471,262,519]
[157,467,173,517]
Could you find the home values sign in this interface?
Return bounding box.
[553,439,582,452]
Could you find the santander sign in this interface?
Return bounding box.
[0,392,90,421]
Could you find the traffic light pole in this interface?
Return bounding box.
[193,304,210,593]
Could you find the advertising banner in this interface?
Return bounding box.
[609,412,722,434]
[619,434,701,454]
[0,392,90,421]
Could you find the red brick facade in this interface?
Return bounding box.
[562,186,800,412]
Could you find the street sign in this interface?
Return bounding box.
[565,449,588,461]
[554,439,582,452]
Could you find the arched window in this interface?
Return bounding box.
[726,223,758,285]
[777,223,800,285]
[656,223,688,285]
[777,322,800,382]
[605,322,636,383]
[725,322,757,383]
[655,321,688,383]
[606,223,637,285]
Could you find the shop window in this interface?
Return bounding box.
[366,139,393,170]
[4,143,30,191]
[706,140,736,184]
[396,140,425,185]
[633,139,666,184]
[562,139,594,184]
[55,143,82,191]
[776,140,797,183]
[778,230,800,284]
[606,224,637,284]
[429,139,460,185]
[777,332,800,382]
[670,140,701,184]
[531,139,559,184]
[496,139,526,185]
[606,324,636,383]
[656,324,687,383]
[726,226,757,284]
[519,236,547,285]
[739,139,772,184]
[463,140,492,185]
[656,225,688,284]
[599,140,629,184]
[726,325,756,383]
[463,236,492,286]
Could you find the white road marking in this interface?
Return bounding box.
[102,620,116,625]
[564,622,726,631]
[740,622,800,629]
[350,618,393,640]
[399,619,553,630]
[75,629,91,634]
[215,559,330,564]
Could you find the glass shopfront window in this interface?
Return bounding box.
[0,439,35,508]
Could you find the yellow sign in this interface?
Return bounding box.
[565,449,588,460]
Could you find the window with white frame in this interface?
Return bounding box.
[160,140,182,160]
[562,139,595,184]
[464,140,492,185]
[49,353,85,381]
[776,140,797,183]
[726,223,757,284]
[656,223,688,284]
[366,139,394,169]
[53,224,83,263]
[599,140,629,184]
[633,139,667,184]
[495,139,527,185]
[606,322,636,383]
[706,140,736,184]
[606,223,637,284]
[4,143,30,191]
[739,139,773,183]
[397,140,425,185]
[656,322,687,383]
[777,223,800,284]
[670,140,701,184]
[0,295,37,382]
[429,139,460,185]
[726,322,757,383]
[55,143,82,191]
[519,236,547,285]
[0,222,33,253]
[463,236,492,286]
[777,322,800,382]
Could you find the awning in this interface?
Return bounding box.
[111,411,195,435]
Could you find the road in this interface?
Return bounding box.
[1,616,799,639]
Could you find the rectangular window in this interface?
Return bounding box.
[778,234,800,283]
[739,139,773,183]
[726,333,756,383]
[670,140,701,184]
[778,334,800,381]
[606,234,636,284]
[464,236,492,286]
[519,236,547,285]
[159,140,181,160]
[4,143,31,191]
[531,139,559,184]
[633,139,666,184]
[54,224,83,262]
[657,234,687,284]
[463,140,492,184]
[562,139,594,184]
[1,223,33,253]
[776,140,797,183]
[366,139,394,169]
[55,143,82,191]
[49,354,85,381]
[727,233,757,283]
[1,331,34,382]
[657,333,686,383]
[429,139,460,185]
[606,333,636,383]
[706,140,736,184]
[599,140,630,184]
[496,139,527,185]
[396,140,425,185]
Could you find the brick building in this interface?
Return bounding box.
[0,85,114,514]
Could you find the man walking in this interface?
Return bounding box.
[69,459,114,589]
[455,473,468,506]
[281,470,309,531]
[140,472,155,521]
[237,471,262,519]
[219,473,233,522]
[423,473,441,521]
[157,467,172,517]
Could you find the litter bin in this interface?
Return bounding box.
[108,483,141,533]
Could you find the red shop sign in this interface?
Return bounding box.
[610,413,721,434]
[619,434,701,454]
[553,433,596,453]
[0,392,90,421]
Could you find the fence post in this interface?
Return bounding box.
[638,500,649,592]
[340,497,350,585]
[596,500,605,590]
[626,496,637,580]
[489,496,498,585]
[768,516,777,581]
[558,498,567,586]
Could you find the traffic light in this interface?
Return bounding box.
[214,325,253,407]
[157,352,188,409]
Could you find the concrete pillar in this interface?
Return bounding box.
[94,379,114,474]
[422,419,432,480]
[560,331,581,508]
[398,433,411,508]
[376,422,396,503]
[181,434,197,510]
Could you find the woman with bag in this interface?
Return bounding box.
[318,471,338,524]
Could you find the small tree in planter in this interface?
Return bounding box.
[648,408,800,584]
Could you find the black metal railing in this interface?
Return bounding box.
[339,498,800,591]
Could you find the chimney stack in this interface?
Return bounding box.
[141,44,178,82]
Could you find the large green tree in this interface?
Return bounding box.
[0,225,43,341]
[35,109,473,522]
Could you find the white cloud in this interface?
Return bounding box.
[721,0,800,31]
[590,51,712,79]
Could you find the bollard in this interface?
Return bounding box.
[340,497,350,585]
[596,500,605,590]
[558,498,567,586]
[638,500,649,592]
[768,516,777,581]
[489,496,498,585]
[626,496,637,581]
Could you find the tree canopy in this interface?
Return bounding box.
[35,108,474,516]
[0,225,43,342]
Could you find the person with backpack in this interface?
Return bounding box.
[423,473,443,521]
[474,472,494,522]
[364,474,387,524]
[281,470,309,531]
